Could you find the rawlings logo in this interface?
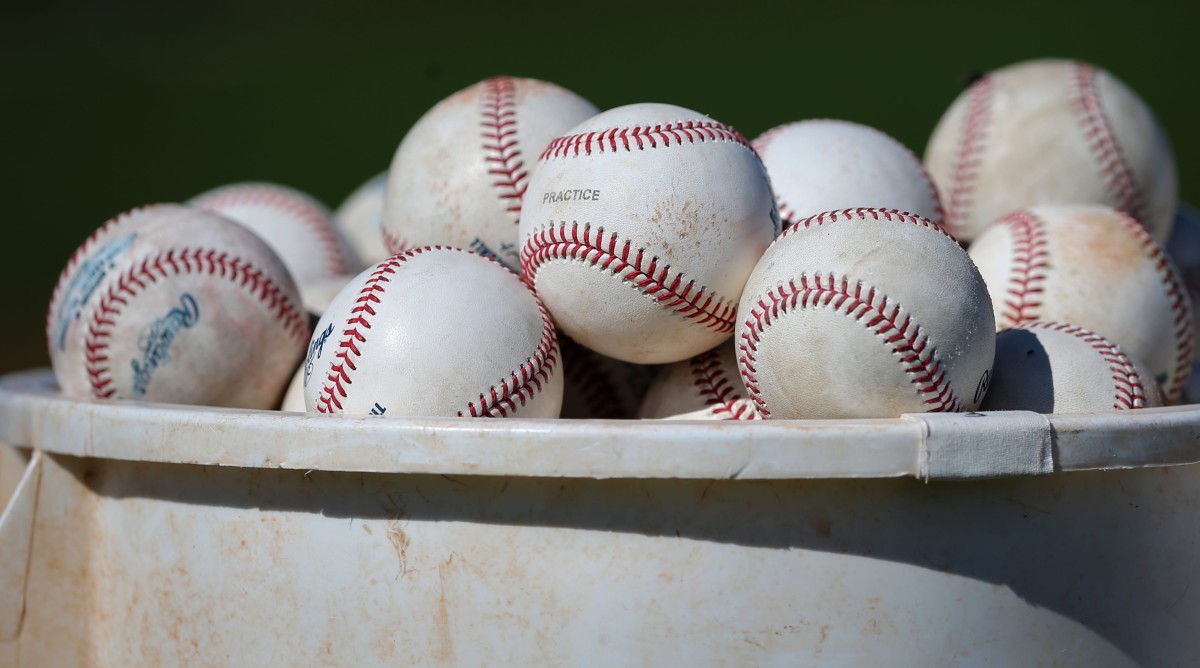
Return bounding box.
[304,322,335,387]
[130,293,200,397]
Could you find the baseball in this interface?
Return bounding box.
[304,246,563,418]
[968,203,1193,403]
[558,336,655,419]
[48,204,178,383]
[333,171,390,266]
[736,208,995,419]
[280,364,306,412]
[638,342,759,420]
[381,76,598,271]
[753,119,945,232]
[520,102,779,364]
[982,322,1162,413]
[49,204,309,407]
[924,58,1177,244]
[189,181,360,286]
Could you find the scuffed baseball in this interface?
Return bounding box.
[304,247,563,418]
[49,204,309,408]
[189,181,360,287]
[48,204,180,381]
[925,58,1177,243]
[754,119,945,232]
[382,76,598,271]
[638,342,759,420]
[661,399,761,420]
[968,204,1193,403]
[333,171,390,266]
[520,102,779,364]
[558,336,655,419]
[736,208,995,419]
[981,322,1163,413]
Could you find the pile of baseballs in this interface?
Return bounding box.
[49,58,1197,422]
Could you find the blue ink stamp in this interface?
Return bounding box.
[53,234,137,351]
[369,403,386,416]
[130,293,200,397]
[304,323,335,387]
[469,237,520,271]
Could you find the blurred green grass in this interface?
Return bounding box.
[1,0,1195,374]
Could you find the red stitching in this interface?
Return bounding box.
[738,272,962,418]
[1111,210,1193,401]
[689,350,759,420]
[944,74,993,234]
[753,121,946,232]
[779,208,960,245]
[46,204,175,341]
[1020,322,1148,409]
[521,221,736,334]
[191,183,347,276]
[480,77,528,217]
[997,210,1050,327]
[315,247,559,417]
[560,337,628,420]
[382,227,411,256]
[539,120,752,160]
[711,398,762,420]
[82,248,309,400]
[1070,63,1147,223]
[689,348,739,407]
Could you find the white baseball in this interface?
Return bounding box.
[48,204,178,384]
[189,181,359,286]
[279,364,306,412]
[981,322,1163,413]
[333,172,390,266]
[736,208,995,419]
[558,336,655,419]
[638,342,760,420]
[753,119,945,232]
[50,205,309,408]
[304,247,563,418]
[925,58,1177,243]
[1165,203,1200,403]
[520,102,779,365]
[968,203,1193,403]
[382,76,598,271]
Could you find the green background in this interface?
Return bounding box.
[1,0,1195,374]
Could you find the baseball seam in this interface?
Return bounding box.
[998,210,1050,327]
[712,398,762,420]
[561,338,629,420]
[1023,322,1147,409]
[192,184,347,276]
[738,272,963,418]
[382,227,410,256]
[753,120,947,232]
[539,120,753,160]
[689,349,753,418]
[83,248,309,399]
[780,208,960,245]
[46,204,168,340]
[1070,63,1147,223]
[944,74,994,233]
[521,221,737,334]
[481,77,528,218]
[1113,210,1193,402]
[315,246,559,417]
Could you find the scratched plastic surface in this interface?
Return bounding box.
[1,369,1198,666]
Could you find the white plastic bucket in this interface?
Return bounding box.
[0,368,1197,666]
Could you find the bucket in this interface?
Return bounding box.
[0,368,1197,666]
